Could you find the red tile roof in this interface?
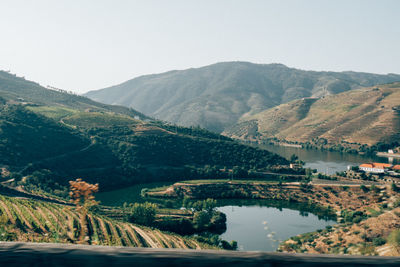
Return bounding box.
[359,163,392,169]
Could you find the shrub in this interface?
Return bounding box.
[140,188,149,197]
[372,237,386,246]
[360,185,369,192]
[128,202,157,226]
[193,211,211,230]
[221,240,238,250]
[391,183,399,192]
[352,216,362,223]
[371,185,380,193]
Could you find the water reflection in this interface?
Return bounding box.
[256,144,399,174]
[218,203,336,251]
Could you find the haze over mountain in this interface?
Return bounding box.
[85,62,400,133]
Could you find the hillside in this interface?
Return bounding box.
[0,75,288,197]
[0,195,205,249]
[0,71,148,120]
[223,82,400,148]
[85,62,400,132]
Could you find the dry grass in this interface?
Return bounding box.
[227,83,400,146]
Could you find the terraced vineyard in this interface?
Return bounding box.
[0,195,206,249]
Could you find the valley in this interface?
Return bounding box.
[0,62,399,258]
[2,2,400,265]
[147,179,400,255]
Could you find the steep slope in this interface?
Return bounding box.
[223,82,400,146]
[85,62,400,132]
[0,71,147,120]
[0,195,205,249]
[0,75,288,197]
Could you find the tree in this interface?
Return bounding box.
[203,198,217,213]
[391,182,399,192]
[290,154,298,163]
[193,211,211,230]
[128,202,157,226]
[69,178,99,244]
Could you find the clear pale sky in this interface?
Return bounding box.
[1,0,399,93]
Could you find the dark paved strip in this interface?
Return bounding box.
[0,242,399,267]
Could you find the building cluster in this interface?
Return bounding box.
[359,163,400,175]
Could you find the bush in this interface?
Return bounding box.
[352,216,362,223]
[371,185,380,193]
[193,211,211,230]
[372,237,386,246]
[360,185,369,192]
[128,202,157,226]
[220,240,238,250]
[391,183,399,192]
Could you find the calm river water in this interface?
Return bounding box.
[257,144,399,175]
[97,184,336,252]
[218,203,335,251]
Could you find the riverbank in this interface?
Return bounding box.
[147,180,389,214]
[377,152,400,158]
[148,180,400,256]
[242,138,400,160]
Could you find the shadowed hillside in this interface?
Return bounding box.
[0,73,287,197]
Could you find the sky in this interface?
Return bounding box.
[0,0,399,94]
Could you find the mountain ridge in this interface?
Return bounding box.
[85,62,400,132]
[223,82,400,148]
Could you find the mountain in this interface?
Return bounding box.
[0,71,148,120]
[223,82,400,148]
[0,73,288,197]
[85,62,400,132]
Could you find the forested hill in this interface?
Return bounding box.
[0,71,148,119]
[85,62,400,132]
[0,75,288,198]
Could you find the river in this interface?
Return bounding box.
[97,145,392,251]
[218,203,335,251]
[97,184,336,252]
[257,144,399,175]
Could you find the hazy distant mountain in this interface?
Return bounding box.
[85,62,400,132]
[223,82,400,146]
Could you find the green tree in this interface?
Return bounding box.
[290,154,298,163]
[128,202,157,226]
[193,211,211,230]
[182,196,191,209]
[203,198,217,213]
[391,183,399,192]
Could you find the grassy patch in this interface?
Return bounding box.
[27,106,77,120]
